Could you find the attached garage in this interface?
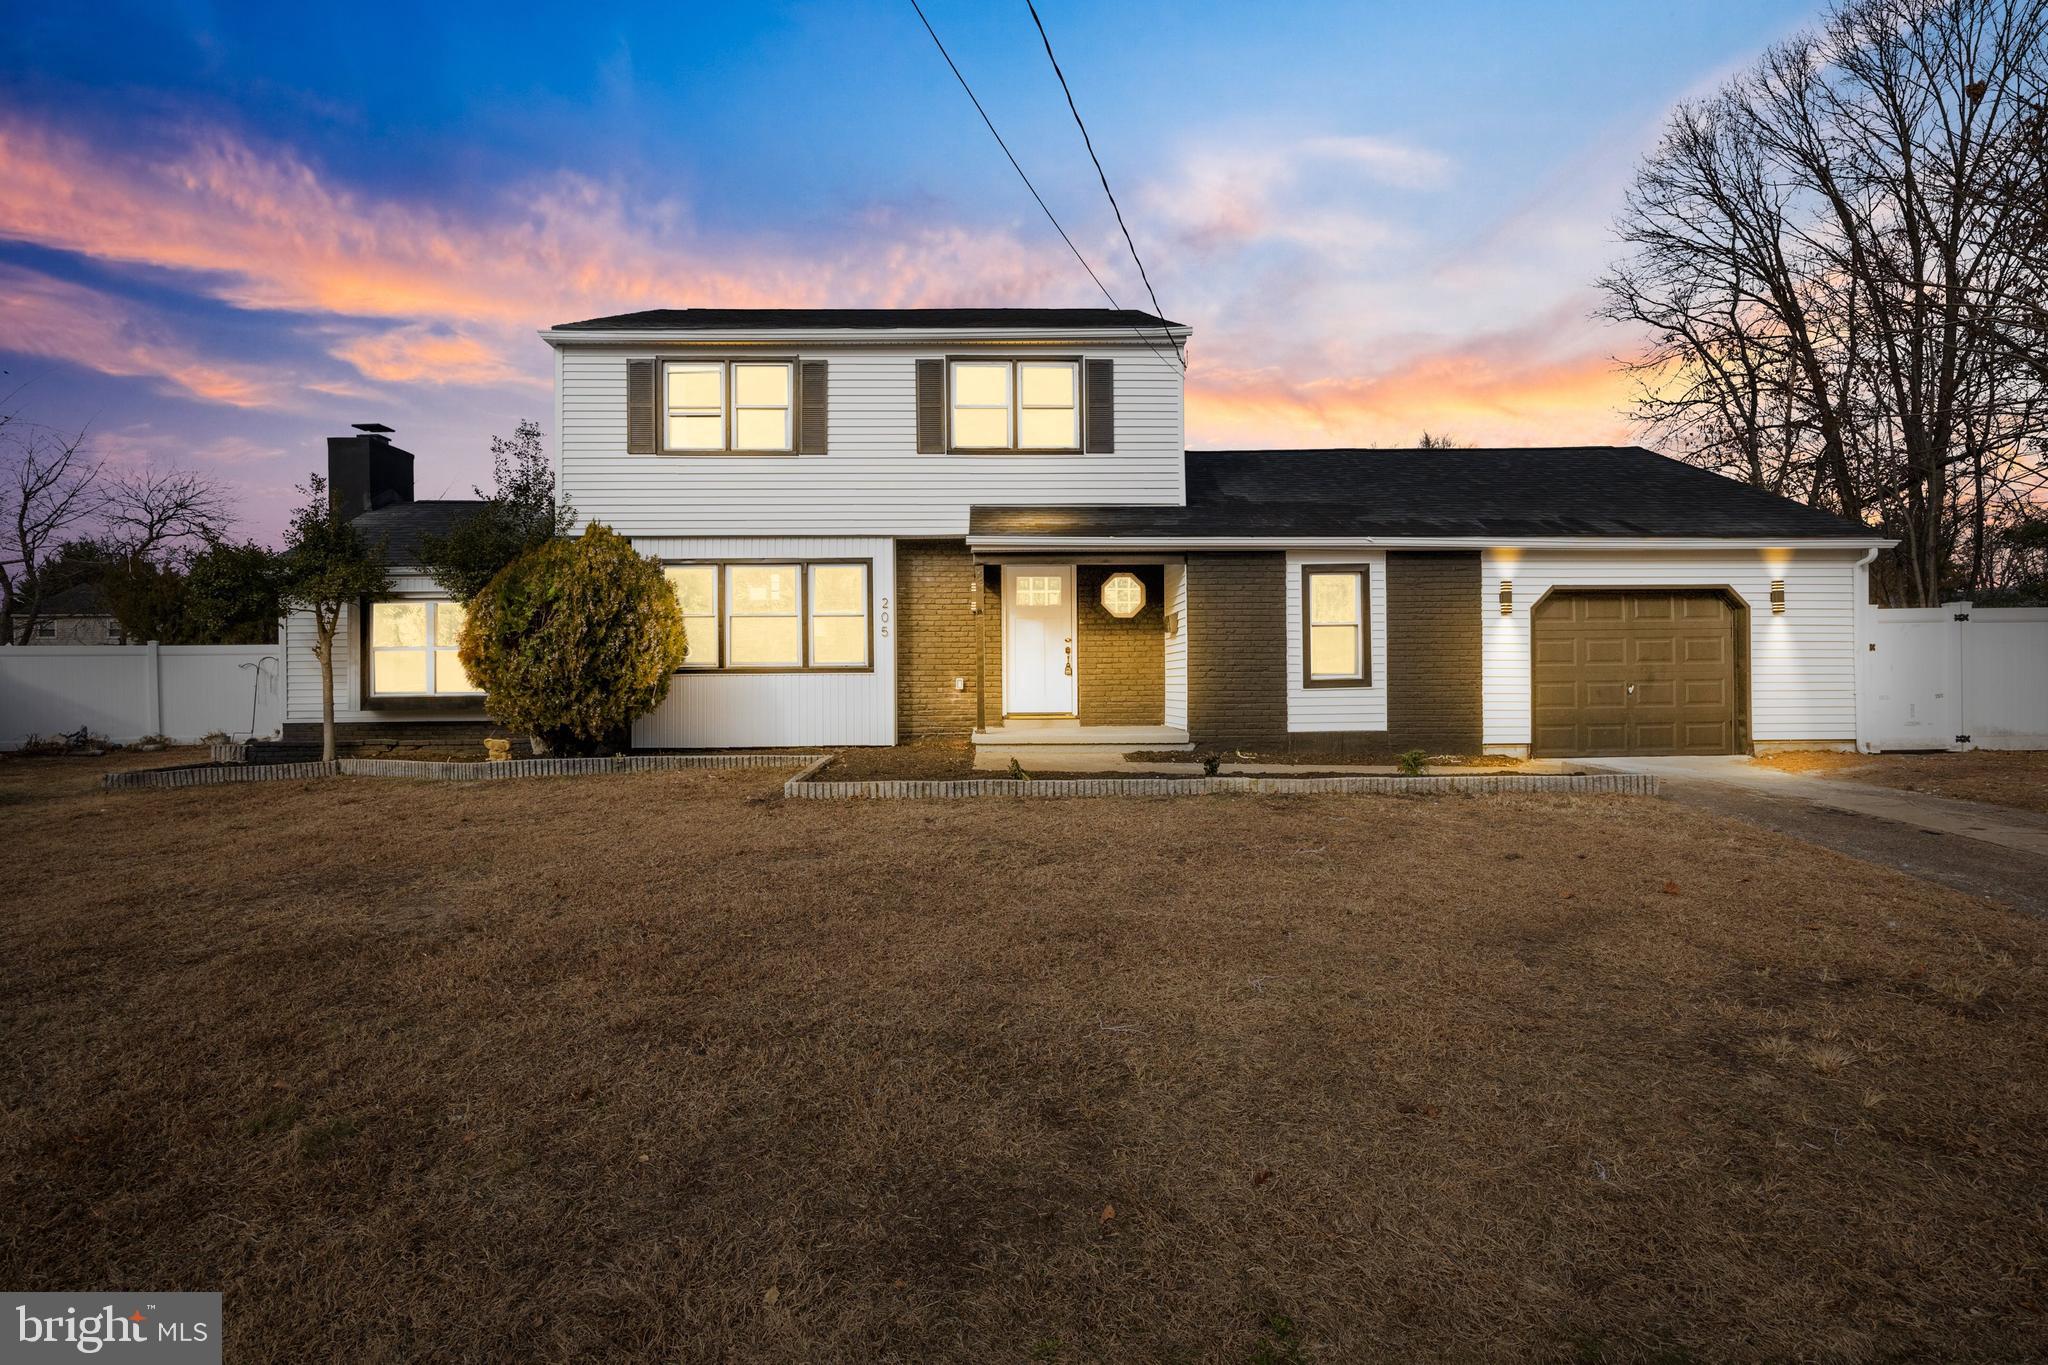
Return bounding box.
[1531,590,1745,757]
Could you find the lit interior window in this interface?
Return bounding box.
[664,363,724,450]
[950,362,1013,448]
[1017,362,1079,449]
[1099,572,1146,619]
[371,600,482,696]
[1306,571,1364,680]
[664,565,720,667]
[726,564,802,666]
[808,563,868,667]
[732,363,793,451]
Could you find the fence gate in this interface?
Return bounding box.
[1862,603,2048,752]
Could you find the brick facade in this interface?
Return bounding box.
[1186,552,1288,747]
[1075,565,1165,725]
[1384,550,1483,752]
[895,540,983,739]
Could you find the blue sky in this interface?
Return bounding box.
[0,0,1819,539]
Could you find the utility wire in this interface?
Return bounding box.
[907,0,1184,371]
[1024,0,1178,363]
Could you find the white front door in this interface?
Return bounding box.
[1004,565,1076,716]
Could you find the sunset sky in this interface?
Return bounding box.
[0,0,1820,540]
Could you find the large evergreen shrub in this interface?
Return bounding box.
[459,524,686,754]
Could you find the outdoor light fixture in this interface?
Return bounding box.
[1770,579,1787,614]
[1499,579,1513,615]
[1100,572,1146,619]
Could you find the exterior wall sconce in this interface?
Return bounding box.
[1100,571,1146,619]
[1499,579,1513,616]
[1770,579,1786,614]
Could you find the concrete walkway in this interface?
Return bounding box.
[971,746,1578,777]
[1584,755,2048,914]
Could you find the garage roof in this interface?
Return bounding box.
[969,447,1880,542]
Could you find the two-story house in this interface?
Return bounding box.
[281,308,1890,758]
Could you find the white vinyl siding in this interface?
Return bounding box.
[1481,548,1864,747]
[1286,550,1388,733]
[1163,561,1188,731]
[630,537,895,748]
[557,345,1184,537]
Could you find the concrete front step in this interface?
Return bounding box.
[971,722,1191,748]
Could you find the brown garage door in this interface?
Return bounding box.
[1532,591,1742,757]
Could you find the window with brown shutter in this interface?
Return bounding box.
[799,359,829,454]
[626,359,657,454]
[1084,358,1114,453]
[915,358,945,453]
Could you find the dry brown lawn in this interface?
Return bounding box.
[3,750,2045,1362]
[1756,748,2048,815]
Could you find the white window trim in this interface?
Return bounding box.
[660,359,795,455]
[667,559,872,673]
[369,600,483,697]
[948,360,1013,450]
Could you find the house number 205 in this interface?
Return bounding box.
[878,595,889,637]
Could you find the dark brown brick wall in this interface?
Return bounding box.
[1076,566,1165,725]
[895,539,982,739]
[1385,550,1482,752]
[1186,552,1288,746]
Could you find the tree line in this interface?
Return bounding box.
[1600,0,2048,605]
[0,406,280,645]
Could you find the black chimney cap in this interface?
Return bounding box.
[351,422,396,434]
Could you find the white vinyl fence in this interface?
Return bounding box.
[1861,603,2048,751]
[0,643,282,749]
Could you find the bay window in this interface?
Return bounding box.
[370,600,481,696]
[667,560,870,671]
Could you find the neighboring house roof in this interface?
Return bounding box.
[348,499,488,566]
[36,582,114,616]
[969,447,1880,542]
[551,307,1184,332]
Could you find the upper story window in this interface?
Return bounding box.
[370,600,483,696]
[663,360,794,453]
[949,359,1079,452]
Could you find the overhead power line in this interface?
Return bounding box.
[906,0,1184,371]
[1023,0,1177,356]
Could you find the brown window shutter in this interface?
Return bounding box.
[915,358,945,453]
[627,358,657,454]
[1084,358,1114,453]
[799,359,829,454]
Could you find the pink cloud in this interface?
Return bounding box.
[0,262,278,407]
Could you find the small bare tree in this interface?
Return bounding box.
[278,474,390,761]
[0,409,102,644]
[102,466,233,561]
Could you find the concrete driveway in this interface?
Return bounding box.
[1585,755,2048,915]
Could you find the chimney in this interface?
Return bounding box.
[327,423,415,518]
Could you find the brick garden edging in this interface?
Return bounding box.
[103,752,827,791]
[782,770,1659,800]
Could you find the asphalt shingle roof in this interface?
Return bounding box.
[552,307,1183,332]
[968,448,1877,541]
[348,499,487,566]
